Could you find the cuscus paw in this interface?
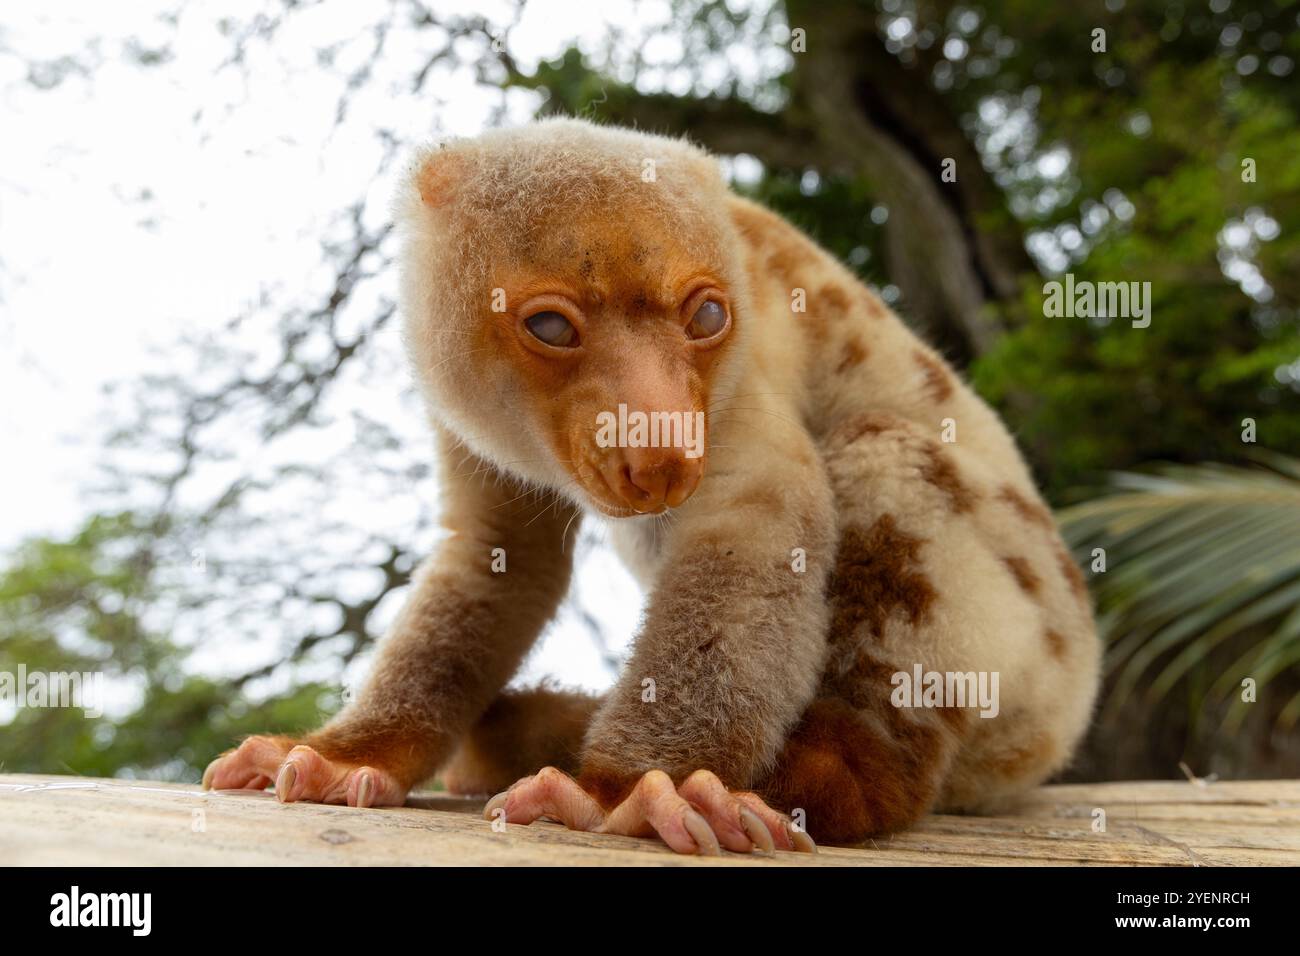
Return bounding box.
[483,766,816,856]
[202,735,407,808]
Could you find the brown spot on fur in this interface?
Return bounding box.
[998,484,1053,529]
[1055,544,1089,605]
[829,412,907,448]
[919,442,976,513]
[1001,555,1042,596]
[829,515,937,643]
[816,284,852,318]
[758,697,955,843]
[913,350,955,402]
[1044,628,1067,660]
[822,650,896,709]
[835,337,868,374]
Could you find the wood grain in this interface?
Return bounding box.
[2,774,1297,866]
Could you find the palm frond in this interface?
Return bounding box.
[1059,453,1300,730]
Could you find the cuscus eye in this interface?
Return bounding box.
[687,299,728,340]
[524,310,579,348]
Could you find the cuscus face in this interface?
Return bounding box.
[398,119,748,517]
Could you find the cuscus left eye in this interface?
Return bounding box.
[524,310,579,348]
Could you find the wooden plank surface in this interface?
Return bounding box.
[2,774,1297,866]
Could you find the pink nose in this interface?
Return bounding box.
[600,448,703,512]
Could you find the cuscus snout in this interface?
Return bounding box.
[595,443,704,513]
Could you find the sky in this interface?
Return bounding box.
[0,0,642,542]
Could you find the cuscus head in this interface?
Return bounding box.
[396,117,749,516]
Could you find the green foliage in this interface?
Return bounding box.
[744,171,888,286]
[1060,454,1300,737]
[972,41,1300,496]
[0,514,340,780]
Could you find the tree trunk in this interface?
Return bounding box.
[785,0,1033,365]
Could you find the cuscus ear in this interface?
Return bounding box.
[413,144,466,208]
